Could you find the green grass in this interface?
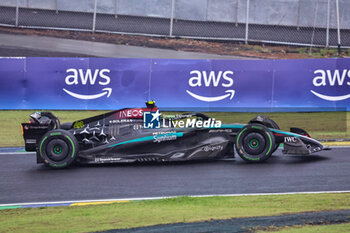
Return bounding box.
[294,47,350,58]
[0,193,350,233]
[258,223,350,233]
[0,110,349,147]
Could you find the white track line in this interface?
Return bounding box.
[0,152,35,155]
[1,190,350,207]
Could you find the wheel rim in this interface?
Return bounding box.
[53,145,62,154]
[242,132,266,155]
[46,139,69,161]
[249,139,259,148]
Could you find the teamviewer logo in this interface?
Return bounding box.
[143,110,161,129]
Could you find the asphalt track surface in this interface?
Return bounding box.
[0,45,91,57]
[1,6,350,47]
[0,148,349,204]
[0,33,245,59]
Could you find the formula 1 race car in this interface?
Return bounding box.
[21,102,326,168]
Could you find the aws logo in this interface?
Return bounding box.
[63,69,112,100]
[186,70,235,102]
[311,69,350,101]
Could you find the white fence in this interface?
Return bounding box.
[0,0,349,48]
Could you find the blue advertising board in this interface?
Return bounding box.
[0,57,349,111]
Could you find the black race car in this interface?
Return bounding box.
[21,102,326,168]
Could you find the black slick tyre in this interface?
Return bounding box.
[235,124,275,162]
[38,129,78,168]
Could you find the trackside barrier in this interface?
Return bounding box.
[0,0,349,48]
[0,57,349,111]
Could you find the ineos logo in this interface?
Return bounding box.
[63,68,112,100]
[186,70,235,102]
[310,69,350,101]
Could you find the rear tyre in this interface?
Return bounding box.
[39,129,78,168]
[235,124,275,162]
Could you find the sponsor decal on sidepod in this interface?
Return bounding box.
[143,111,222,129]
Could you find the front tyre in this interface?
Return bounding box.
[39,129,78,168]
[235,124,275,162]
